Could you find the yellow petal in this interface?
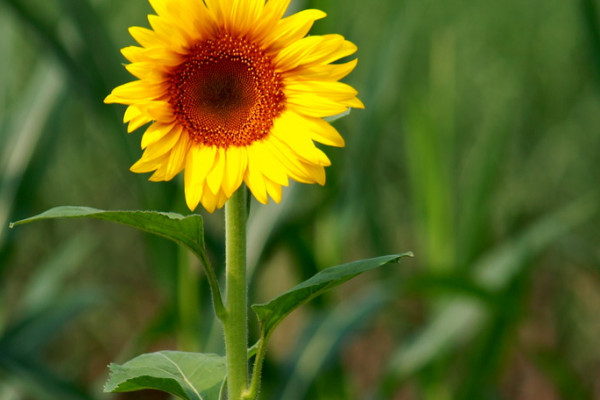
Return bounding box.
[264,178,283,203]
[251,0,291,42]
[344,97,365,109]
[121,46,145,63]
[184,144,218,209]
[264,9,326,52]
[125,62,166,81]
[294,34,345,65]
[121,46,182,66]
[128,26,161,48]
[127,114,152,133]
[206,148,226,195]
[129,152,169,174]
[134,125,182,164]
[229,0,263,35]
[147,15,190,53]
[124,106,142,124]
[141,123,174,149]
[285,80,359,103]
[144,101,175,123]
[184,147,205,211]
[251,142,290,186]
[223,146,247,198]
[293,59,358,82]
[271,115,331,166]
[297,113,345,147]
[309,39,358,66]
[264,137,317,184]
[204,0,226,26]
[277,34,358,72]
[273,35,323,71]
[215,188,229,210]
[301,161,326,185]
[200,182,219,213]
[104,81,165,103]
[245,159,268,204]
[163,132,190,180]
[286,92,349,118]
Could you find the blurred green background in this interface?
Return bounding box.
[1,0,600,399]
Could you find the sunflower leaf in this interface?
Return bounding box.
[10,206,226,318]
[104,351,226,400]
[251,253,412,338]
[10,206,206,259]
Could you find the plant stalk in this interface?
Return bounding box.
[242,334,269,400]
[224,186,249,399]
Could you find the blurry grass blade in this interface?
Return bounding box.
[10,206,207,260]
[384,194,598,386]
[252,253,412,338]
[474,193,598,289]
[1,0,87,95]
[0,291,99,356]
[0,64,63,246]
[0,353,96,400]
[387,300,485,383]
[58,0,124,92]
[21,234,96,313]
[405,273,495,303]
[456,117,511,268]
[404,101,455,272]
[277,287,390,400]
[105,351,226,400]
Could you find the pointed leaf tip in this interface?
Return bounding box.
[252,253,412,337]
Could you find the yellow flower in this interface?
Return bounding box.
[105,0,363,212]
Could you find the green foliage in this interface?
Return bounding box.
[2,0,600,398]
[105,351,226,400]
[11,206,207,259]
[12,205,411,400]
[252,254,412,338]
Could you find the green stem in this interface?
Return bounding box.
[243,334,269,400]
[224,187,249,399]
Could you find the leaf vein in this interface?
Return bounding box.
[158,352,202,400]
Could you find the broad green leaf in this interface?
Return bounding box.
[10,206,206,260]
[104,351,226,400]
[252,253,412,337]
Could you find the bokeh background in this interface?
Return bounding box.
[1,0,600,399]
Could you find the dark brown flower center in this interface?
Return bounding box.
[169,34,286,148]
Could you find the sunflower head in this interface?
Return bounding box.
[105,0,363,212]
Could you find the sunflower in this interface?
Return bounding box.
[105,0,363,212]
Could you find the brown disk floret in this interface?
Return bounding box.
[169,34,286,148]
